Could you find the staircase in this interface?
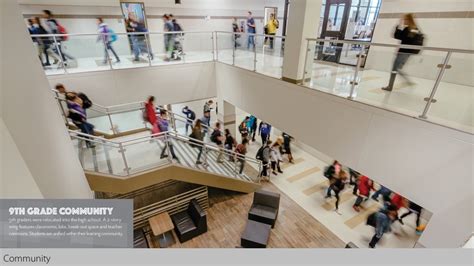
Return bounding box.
[70,130,262,194]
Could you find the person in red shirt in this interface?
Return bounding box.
[352,175,373,212]
[144,96,159,134]
[390,193,407,211]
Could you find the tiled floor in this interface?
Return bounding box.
[233,110,429,248]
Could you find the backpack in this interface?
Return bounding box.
[77,93,92,109]
[239,123,247,134]
[366,212,377,228]
[210,129,220,144]
[235,144,245,155]
[410,32,424,54]
[324,165,334,179]
[108,28,118,42]
[256,146,269,161]
[188,110,196,120]
[275,19,280,29]
[57,23,68,41]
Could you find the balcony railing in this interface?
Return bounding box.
[33,31,473,133]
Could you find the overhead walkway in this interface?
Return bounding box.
[40,31,473,133]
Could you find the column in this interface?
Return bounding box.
[1,0,91,198]
[281,0,322,84]
[222,101,237,138]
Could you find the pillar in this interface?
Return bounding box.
[0,0,92,198]
[281,0,322,84]
[222,101,237,137]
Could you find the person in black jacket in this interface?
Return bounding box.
[382,13,422,91]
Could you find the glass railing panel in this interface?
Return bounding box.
[69,132,126,176]
[110,33,152,69]
[201,146,239,178]
[239,157,261,183]
[50,34,113,74]
[147,32,181,66]
[234,33,257,71]
[353,45,444,117]
[120,133,170,174]
[304,41,355,97]
[172,115,190,136]
[339,41,369,66]
[256,35,284,78]
[216,32,234,65]
[32,35,67,75]
[109,109,147,133]
[424,52,473,132]
[170,135,201,169]
[181,32,214,63]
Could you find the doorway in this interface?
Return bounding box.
[317,0,382,66]
[317,0,351,63]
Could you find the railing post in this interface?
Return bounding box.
[102,35,113,70]
[165,132,173,163]
[253,34,257,72]
[179,32,186,64]
[419,51,452,119]
[203,146,208,168]
[213,32,218,61]
[232,35,236,66]
[103,139,113,174]
[348,45,366,100]
[302,39,311,83]
[144,33,153,66]
[107,113,117,135]
[118,143,130,175]
[52,35,67,74]
[54,91,69,125]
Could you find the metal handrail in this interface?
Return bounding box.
[68,128,259,164]
[52,89,213,132]
[215,30,286,39]
[307,38,474,54]
[30,30,214,38]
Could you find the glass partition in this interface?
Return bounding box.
[234,32,257,71]
[216,31,234,65]
[182,32,214,63]
[423,52,473,132]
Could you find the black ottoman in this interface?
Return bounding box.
[241,220,271,248]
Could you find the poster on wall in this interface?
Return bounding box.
[121,2,148,30]
[120,2,151,58]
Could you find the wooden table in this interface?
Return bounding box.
[148,212,175,248]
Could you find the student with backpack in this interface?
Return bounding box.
[210,122,225,163]
[239,118,249,141]
[189,119,206,166]
[158,109,179,162]
[367,205,398,248]
[224,129,237,161]
[265,13,279,50]
[182,106,196,134]
[258,121,272,145]
[331,170,347,215]
[324,160,341,198]
[382,13,424,91]
[256,140,272,180]
[97,18,120,64]
[235,138,249,174]
[43,10,74,64]
[352,175,374,212]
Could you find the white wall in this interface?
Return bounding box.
[0,119,43,198]
[47,62,216,106]
[216,62,473,248]
[366,0,473,86]
[1,0,91,199]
